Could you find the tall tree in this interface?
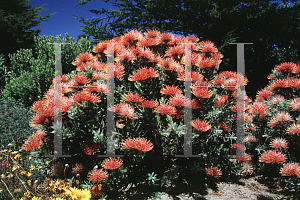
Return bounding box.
[74,0,300,100]
[0,0,56,68]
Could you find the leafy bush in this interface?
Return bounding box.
[1,33,94,107]
[19,29,252,199]
[245,62,300,196]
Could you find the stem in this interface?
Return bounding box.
[1,178,15,200]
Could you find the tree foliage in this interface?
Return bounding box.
[0,0,56,67]
[74,0,300,100]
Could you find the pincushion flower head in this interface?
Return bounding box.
[121,138,154,152]
[268,111,293,127]
[290,97,300,111]
[287,122,300,135]
[71,52,97,66]
[101,157,123,170]
[137,99,159,108]
[71,163,85,174]
[190,119,212,132]
[205,166,222,177]
[280,162,300,177]
[240,162,255,176]
[160,85,182,96]
[87,169,108,183]
[122,92,144,103]
[128,66,159,82]
[269,137,289,149]
[81,140,101,155]
[270,94,286,106]
[259,150,287,164]
[154,104,177,115]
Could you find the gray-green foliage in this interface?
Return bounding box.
[1,33,95,108]
[0,98,36,150]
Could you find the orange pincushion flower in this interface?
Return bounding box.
[292,63,300,74]
[22,139,43,151]
[72,90,101,103]
[128,66,159,82]
[190,119,211,132]
[154,104,177,115]
[250,102,267,119]
[269,79,287,91]
[290,97,300,111]
[93,41,110,54]
[87,169,108,183]
[165,45,185,57]
[256,87,272,101]
[280,162,300,177]
[197,57,220,69]
[137,48,155,60]
[73,74,90,85]
[270,137,289,149]
[112,102,138,119]
[116,49,136,63]
[71,163,85,174]
[144,29,160,38]
[121,138,154,152]
[274,62,297,73]
[122,92,144,103]
[268,111,293,127]
[137,37,158,47]
[232,153,252,162]
[160,85,182,96]
[81,140,101,155]
[215,95,228,107]
[29,113,47,127]
[230,143,246,151]
[198,41,218,52]
[259,150,287,164]
[287,122,300,135]
[192,87,214,99]
[270,94,286,106]
[101,157,123,170]
[169,94,185,107]
[32,129,47,142]
[72,52,97,66]
[137,99,159,108]
[159,32,174,44]
[205,166,222,177]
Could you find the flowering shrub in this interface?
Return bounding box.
[18,29,252,199]
[244,61,300,195]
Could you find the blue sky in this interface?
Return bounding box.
[27,0,295,43]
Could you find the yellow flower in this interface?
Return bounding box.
[0,149,7,153]
[12,151,19,154]
[8,150,12,152]
[30,165,35,171]
[14,154,21,160]
[28,180,31,184]
[24,190,30,197]
[65,187,91,200]
[32,197,38,200]
[21,171,26,175]
[27,172,32,177]
[7,174,13,178]
[12,165,19,171]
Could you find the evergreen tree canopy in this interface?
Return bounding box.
[74,0,299,100]
[0,0,56,67]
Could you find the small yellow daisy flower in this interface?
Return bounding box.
[30,165,35,171]
[11,151,19,154]
[21,171,26,175]
[27,172,32,177]
[14,154,21,160]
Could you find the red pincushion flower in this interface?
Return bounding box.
[32,129,47,142]
[87,169,108,183]
[121,138,154,152]
[122,92,144,103]
[190,119,212,132]
[137,37,158,47]
[205,166,222,177]
[159,32,174,44]
[92,41,110,54]
[128,66,159,82]
[73,74,90,85]
[101,157,123,170]
[197,57,220,69]
[230,143,246,151]
[29,113,47,127]
[111,102,138,119]
[137,47,155,60]
[144,29,160,38]
[280,162,300,177]
[90,184,104,196]
[116,49,136,63]
[259,150,287,164]
[81,140,101,155]
[137,99,159,108]
[165,45,185,57]
[154,104,177,115]
[268,111,293,127]
[71,162,85,174]
[232,153,252,162]
[160,85,182,96]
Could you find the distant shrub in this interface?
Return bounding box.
[1,33,94,107]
